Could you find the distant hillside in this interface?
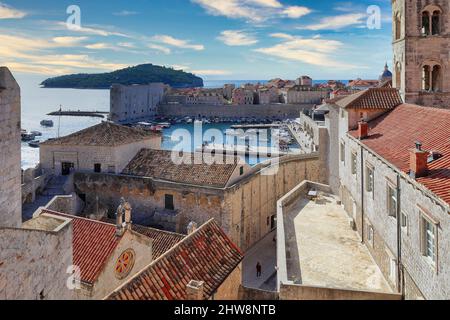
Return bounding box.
[40,64,204,89]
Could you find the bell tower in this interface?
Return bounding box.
[392,0,450,108]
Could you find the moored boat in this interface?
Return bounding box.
[40,120,54,127]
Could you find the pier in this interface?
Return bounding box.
[195,144,301,158]
[230,124,282,129]
[47,110,109,118]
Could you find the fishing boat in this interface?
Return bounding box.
[21,133,35,142]
[40,119,54,127]
[30,131,42,136]
[157,122,171,128]
[28,140,40,148]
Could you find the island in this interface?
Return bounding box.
[40,63,204,89]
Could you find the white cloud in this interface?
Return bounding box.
[192,0,311,23]
[191,69,232,76]
[282,6,311,19]
[148,43,171,54]
[217,30,258,46]
[0,2,26,19]
[0,33,127,75]
[52,22,130,37]
[152,35,204,51]
[269,33,294,40]
[52,36,88,46]
[300,13,366,30]
[255,34,358,69]
[85,43,114,50]
[113,10,139,16]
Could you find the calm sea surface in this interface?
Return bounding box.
[16,76,336,169]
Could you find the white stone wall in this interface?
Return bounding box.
[40,136,160,175]
[0,224,74,300]
[110,84,165,124]
[0,67,21,228]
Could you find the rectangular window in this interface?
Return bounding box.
[366,165,374,193]
[421,215,437,266]
[340,142,346,164]
[351,152,357,175]
[240,166,244,176]
[401,211,408,234]
[165,194,175,211]
[387,184,397,218]
[94,163,102,173]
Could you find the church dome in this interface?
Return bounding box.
[379,63,392,81]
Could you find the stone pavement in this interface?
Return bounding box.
[242,230,277,291]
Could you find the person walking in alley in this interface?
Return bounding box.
[256,262,262,278]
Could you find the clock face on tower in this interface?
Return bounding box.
[115,249,136,280]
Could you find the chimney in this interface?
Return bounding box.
[186,280,204,300]
[187,221,198,235]
[410,142,429,179]
[358,120,369,140]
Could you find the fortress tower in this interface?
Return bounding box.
[392,0,450,108]
[0,67,22,228]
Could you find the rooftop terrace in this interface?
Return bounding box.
[277,181,394,298]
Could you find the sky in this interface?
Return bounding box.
[0,0,394,81]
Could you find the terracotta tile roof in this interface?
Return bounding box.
[42,210,121,284]
[349,104,450,206]
[348,79,379,88]
[336,88,403,110]
[131,225,185,258]
[107,219,243,300]
[101,218,186,259]
[122,149,239,188]
[41,121,159,147]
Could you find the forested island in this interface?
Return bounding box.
[40,64,204,89]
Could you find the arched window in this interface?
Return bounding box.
[432,65,441,91]
[422,63,442,92]
[422,65,431,91]
[422,12,430,35]
[432,11,440,35]
[422,5,442,36]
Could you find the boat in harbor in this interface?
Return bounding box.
[28,140,40,148]
[30,131,42,136]
[40,119,54,127]
[157,122,171,128]
[21,132,35,142]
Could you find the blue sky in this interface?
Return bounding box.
[0,0,393,81]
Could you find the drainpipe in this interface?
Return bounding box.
[360,145,365,243]
[396,174,404,296]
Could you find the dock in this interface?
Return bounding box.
[47,110,109,118]
[230,124,282,129]
[195,144,301,158]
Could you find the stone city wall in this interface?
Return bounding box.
[157,103,314,120]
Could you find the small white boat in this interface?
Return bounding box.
[31,131,42,136]
[157,122,171,128]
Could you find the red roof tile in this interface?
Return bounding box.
[336,88,403,110]
[42,210,121,284]
[107,220,243,300]
[349,104,450,206]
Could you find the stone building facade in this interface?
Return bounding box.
[73,151,322,252]
[326,88,450,300]
[110,83,165,124]
[0,67,21,228]
[392,0,450,108]
[40,122,161,176]
[280,86,329,104]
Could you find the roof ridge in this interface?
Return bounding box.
[132,224,185,238]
